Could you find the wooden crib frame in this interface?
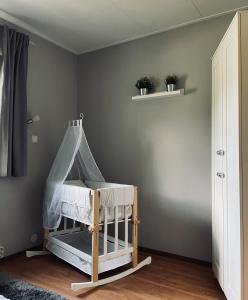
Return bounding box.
[27,187,151,291]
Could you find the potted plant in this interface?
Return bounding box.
[165,75,178,92]
[135,76,153,95]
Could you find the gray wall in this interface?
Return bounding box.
[78,14,233,261]
[0,13,233,261]
[0,33,77,256]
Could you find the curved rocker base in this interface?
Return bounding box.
[71,256,152,291]
[26,250,50,258]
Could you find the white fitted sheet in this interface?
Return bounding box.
[60,180,133,225]
[47,231,132,275]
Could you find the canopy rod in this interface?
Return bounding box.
[68,112,84,127]
[0,17,35,46]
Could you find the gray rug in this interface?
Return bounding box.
[0,273,68,300]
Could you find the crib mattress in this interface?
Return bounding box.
[60,180,133,225]
[47,230,132,275]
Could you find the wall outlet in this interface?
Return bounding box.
[31,135,38,143]
[0,246,4,258]
[31,233,38,243]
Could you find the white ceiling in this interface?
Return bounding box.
[0,0,248,54]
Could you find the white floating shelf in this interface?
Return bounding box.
[132,89,184,101]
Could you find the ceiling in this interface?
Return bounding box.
[0,0,248,54]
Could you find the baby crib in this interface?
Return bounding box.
[26,117,151,291]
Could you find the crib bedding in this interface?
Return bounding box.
[60,180,134,225]
[47,230,132,275]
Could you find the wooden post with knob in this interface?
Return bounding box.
[132,187,138,268]
[91,190,100,282]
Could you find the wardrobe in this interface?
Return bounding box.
[212,11,248,300]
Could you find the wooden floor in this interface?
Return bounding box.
[0,251,226,300]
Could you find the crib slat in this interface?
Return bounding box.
[125,206,128,249]
[64,217,67,230]
[115,206,118,251]
[104,207,108,255]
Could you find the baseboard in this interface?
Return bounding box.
[3,243,211,268]
[139,246,211,267]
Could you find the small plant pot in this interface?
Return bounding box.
[140,88,149,95]
[167,84,176,92]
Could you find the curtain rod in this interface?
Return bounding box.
[0,17,35,46]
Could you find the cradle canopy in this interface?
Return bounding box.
[43,125,134,229]
[43,125,105,229]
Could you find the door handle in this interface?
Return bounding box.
[217,172,225,178]
[217,150,225,156]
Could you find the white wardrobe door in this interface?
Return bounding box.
[222,16,241,300]
[212,48,224,290]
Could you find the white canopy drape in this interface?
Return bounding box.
[43,125,104,229]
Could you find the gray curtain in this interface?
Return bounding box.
[0,26,29,177]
